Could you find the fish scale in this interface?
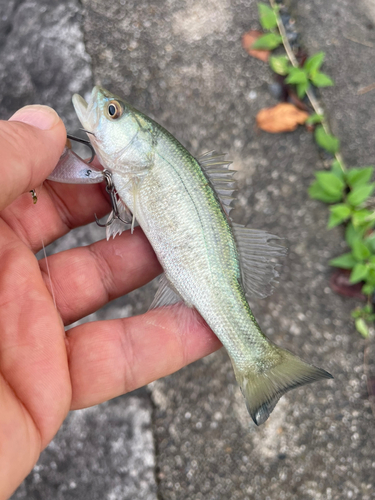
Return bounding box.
[48,86,333,425]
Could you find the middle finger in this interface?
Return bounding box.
[38,227,162,325]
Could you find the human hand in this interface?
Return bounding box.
[0,106,220,499]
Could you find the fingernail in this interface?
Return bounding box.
[9,105,61,130]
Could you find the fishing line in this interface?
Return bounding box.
[41,237,57,310]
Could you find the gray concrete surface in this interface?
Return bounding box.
[2,0,375,499]
[0,0,92,129]
[13,392,157,500]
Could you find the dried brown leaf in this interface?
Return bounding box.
[256,103,309,133]
[242,30,270,62]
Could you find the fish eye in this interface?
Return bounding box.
[107,100,122,119]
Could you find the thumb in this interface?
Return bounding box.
[0,105,66,211]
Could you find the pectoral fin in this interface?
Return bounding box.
[149,274,183,309]
[106,200,132,240]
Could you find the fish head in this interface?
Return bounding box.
[72,86,140,167]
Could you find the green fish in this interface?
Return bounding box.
[50,86,332,425]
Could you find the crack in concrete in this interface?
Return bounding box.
[149,387,166,500]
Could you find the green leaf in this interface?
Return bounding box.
[345,222,360,247]
[329,252,356,269]
[352,240,371,261]
[330,204,352,218]
[356,222,375,235]
[315,125,340,154]
[327,212,343,229]
[308,181,343,203]
[310,72,334,87]
[315,171,345,197]
[285,67,308,84]
[366,268,375,285]
[349,263,368,283]
[328,204,351,228]
[345,221,362,247]
[355,318,369,338]
[347,183,375,206]
[258,3,278,30]
[346,166,374,188]
[269,55,289,75]
[296,81,309,99]
[306,113,324,125]
[251,33,282,50]
[304,52,325,75]
[362,283,375,295]
[351,309,361,319]
[366,234,375,253]
[351,208,373,227]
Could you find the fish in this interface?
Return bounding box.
[49,86,332,425]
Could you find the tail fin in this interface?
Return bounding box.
[233,348,333,426]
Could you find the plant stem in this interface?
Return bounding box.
[269,0,346,172]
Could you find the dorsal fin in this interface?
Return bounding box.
[198,151,236,215]
[232,223,287,299]
[149,274,183,310]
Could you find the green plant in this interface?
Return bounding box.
[255,4,333,99]
[252,4,282,49]
[253,1,375,337]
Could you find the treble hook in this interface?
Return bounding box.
[67,134,96,163]
[94,170,132,227]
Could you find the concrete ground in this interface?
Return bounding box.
[1,0,375,498]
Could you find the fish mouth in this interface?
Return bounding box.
[72,86,101,133]
[72,93,88,124]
